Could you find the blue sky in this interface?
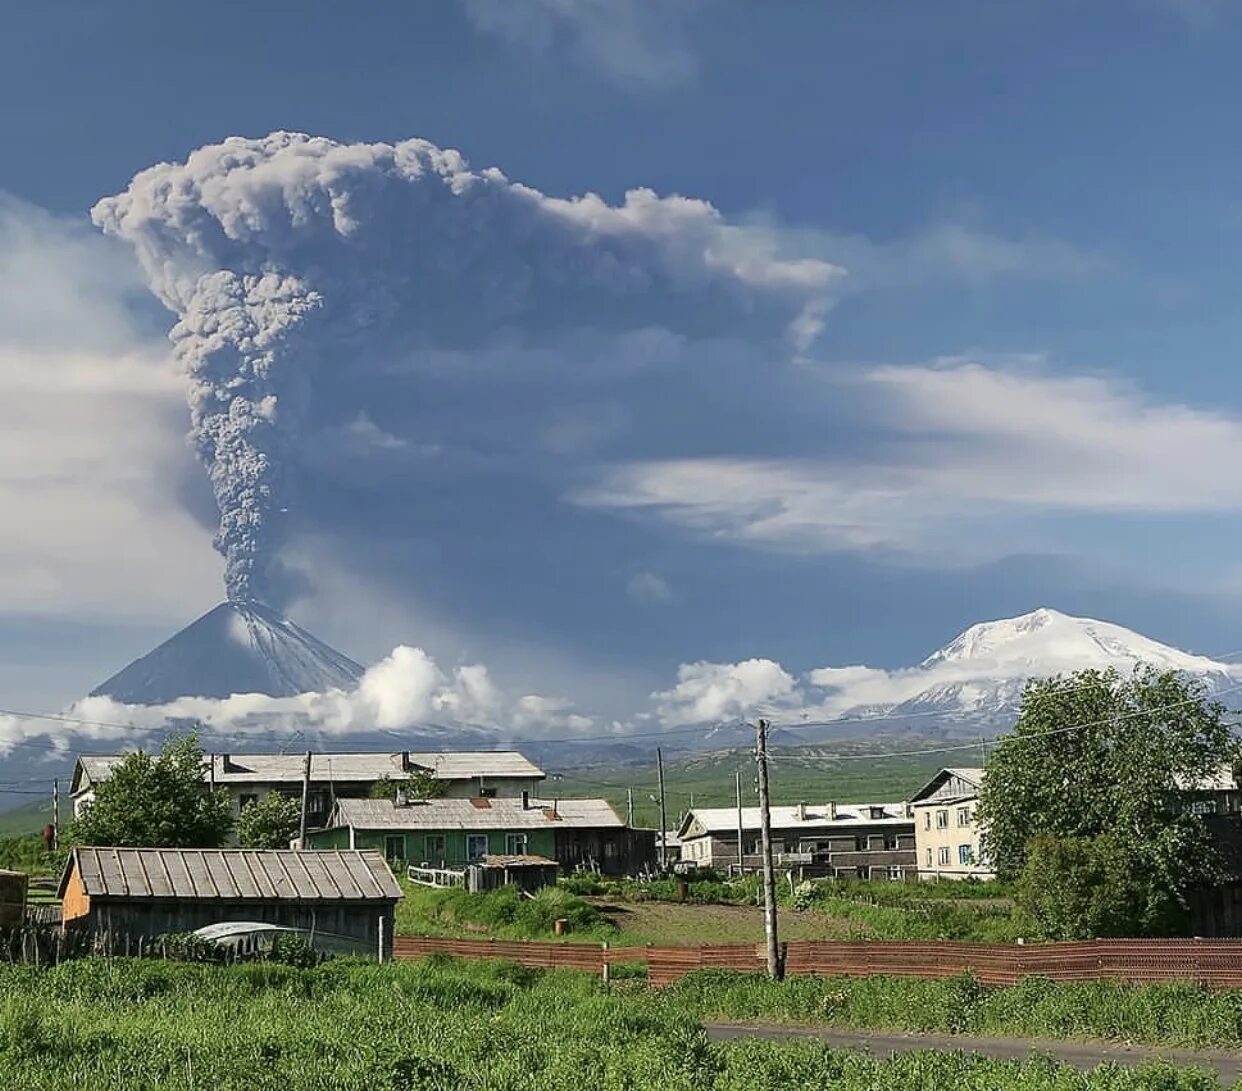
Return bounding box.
[3,0,1242,734]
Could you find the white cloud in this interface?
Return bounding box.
[459,0,706,88]
[576,359,1242,563]
[626,570,674,603]
[0,196,219,620]
[652,658,799,726]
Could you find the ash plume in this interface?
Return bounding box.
[93,132,838,603]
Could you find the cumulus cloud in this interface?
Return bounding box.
[0,196,219,620]
[575,359,1242,563]
[652,658,799,726]
[626,570,674,603]
[459,0,707,88]
[94,131,839,605]
[0,643,593,757]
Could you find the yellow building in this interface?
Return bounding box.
[910,768,994,880]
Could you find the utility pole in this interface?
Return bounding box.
[298,751,313,849]
[656,747,669,872]
[755,718,781,980]
[626,786,634,827]
[51,778,59,851]
[735,769,745,875]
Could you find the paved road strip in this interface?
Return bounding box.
[703,1022,1242,1084]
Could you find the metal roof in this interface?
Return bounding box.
[59,847,401,902]
[328,796,624,831]
[680,802,911,838]
[72,750,545,795]
[908,767,986,804]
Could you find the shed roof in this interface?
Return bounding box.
[58,847,400,903]
[327,796,624,831]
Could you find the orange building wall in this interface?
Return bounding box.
[60,865,90,925]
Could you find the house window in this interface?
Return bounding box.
[956,807,971,827]
[424,835,446,863]
[604,839,618,858]
[885,835,900,850]
[466,834,489,861]
[239,793,258,810]
[958,844,973,866]
[869,806,886,820]
[923,812,931,830]
[935,810,949,829]
[937,846,950,866]
[867,835,884,850]
[384,835,406,862]
[505,833,528,856]
[925,848,932,867]
[1188,799,1217,815]
[887,866,903,881]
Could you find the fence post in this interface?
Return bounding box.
[378,915,386,964]
[602,941,610,985]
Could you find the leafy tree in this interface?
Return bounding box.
[69,733,233,848]
[368,770,446,802]
[236,791,301,849]
[977,668,1241,937]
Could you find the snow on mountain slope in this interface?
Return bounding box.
[809,608,1242,720]
[90,601,365,704]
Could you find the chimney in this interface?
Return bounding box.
[796,801,806,822]
[903,800,912,819]
[220,753,230,772]
[828,801,837,820]
[521,790,530,810]
[401,751,413,772]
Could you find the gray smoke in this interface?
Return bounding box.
[93,131,837,604]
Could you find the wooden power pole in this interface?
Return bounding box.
[298,750,313,848]
[626,786,634,827]
[755,718,781,980]
[52,778,59,851]
[735,769,745,875]
[657,747,669,871]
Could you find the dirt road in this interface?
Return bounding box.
[704,1022,1242,1084]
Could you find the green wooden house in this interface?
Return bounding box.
[305,795,654,875]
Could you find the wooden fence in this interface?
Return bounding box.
[391,935,1242,988]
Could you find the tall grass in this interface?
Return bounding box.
[0,958,1230,1090]
[395,882,617,941]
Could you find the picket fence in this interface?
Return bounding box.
[391,935,1242,988]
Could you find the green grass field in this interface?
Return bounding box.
[0,799,52,838]
[0,957,1232,1089]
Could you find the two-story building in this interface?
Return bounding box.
[909,767,994,880]
[677,802,917,879]
[70,750,547,831]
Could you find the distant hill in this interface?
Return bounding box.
[0,798,53,838]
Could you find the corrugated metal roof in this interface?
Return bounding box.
[72,750,545,795]
[682,803,911,836]
[60,847,400,902]
[328,796,624,831]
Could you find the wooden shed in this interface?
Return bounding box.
[58,847,401,954]
[0,869,26,929]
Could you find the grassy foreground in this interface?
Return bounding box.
[0,957,1232,1090]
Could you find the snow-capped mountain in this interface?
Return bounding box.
[811,608,1242,725]
[90,601,366,704]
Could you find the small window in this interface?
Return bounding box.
[384,835,406,862]
[925,848,932,867]
[887,865,903,880]
[239,793,258,810]
[466,834,489,861]
[866,834,884,850]
[937,846,950,866]
[869,806,886,820]
[424,834,446,862]
[604,839,618,857]
[505,833,528,856]
[958,844,973,865]
[956,807,971,827]
[923,812,931,830]
[935,810,949,829]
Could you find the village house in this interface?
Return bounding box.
[909,768,994,880]
[58,846,401,954]
[305,794,656,876]
[677,802,917,879]
[69,750,547,830]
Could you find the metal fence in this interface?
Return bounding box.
[392,935,1242,988]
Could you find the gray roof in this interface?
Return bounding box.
[680,802,911,838]
[72,750,545,795]
[328,796,624,831]
[909,767,986,804]
[59,847,400,903]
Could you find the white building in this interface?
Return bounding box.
[909,768,994,880]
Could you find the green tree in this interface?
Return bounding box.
[368,770,446,801]
[235,791,301,849]
[69,733,233,848]
[977,668,1240,937]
